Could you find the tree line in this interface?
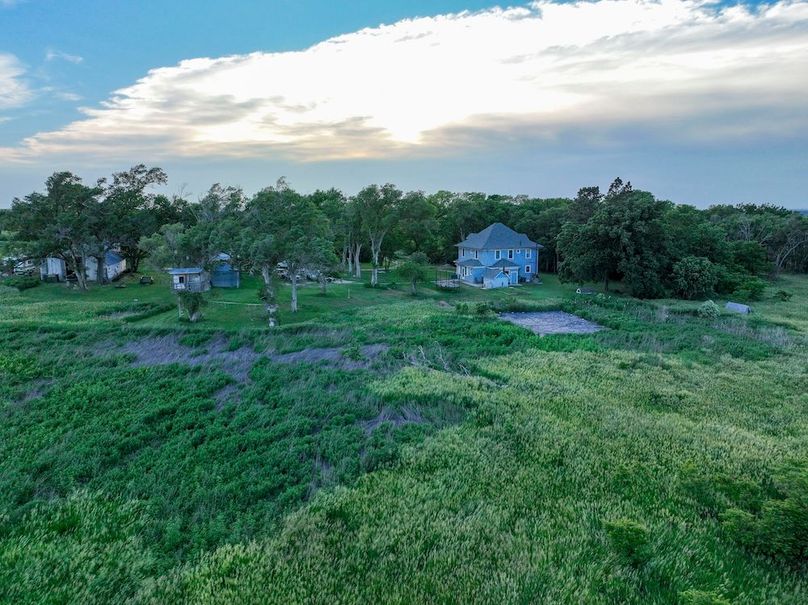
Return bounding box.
[2,167,807,308]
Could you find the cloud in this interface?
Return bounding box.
[45,49,84,64]
[3,0,808,163]
[0,53,31,110]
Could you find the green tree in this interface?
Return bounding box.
[558,179,670,297]
[102,164,168,273]
[672,256,719,299]
[9,172,102,290]
[354,184,402,286]
[394,251,430,295]
[242,180,334,314]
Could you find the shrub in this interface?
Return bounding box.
[176,291,206,322]
[1,275,39,291]
[732,277,767,301]
[720,462,808,565]
[474,302,493,316]
[604,518,651,567]
[775,290,793,302]
[697,300,720,319]
[672,256,718,300]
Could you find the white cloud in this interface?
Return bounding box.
[0,53,31,109]
[45,49,84,64]
[3,0,808,162]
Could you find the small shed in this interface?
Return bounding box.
[211,253,240,288]
[725,301,752,314]
[168,268,210,293]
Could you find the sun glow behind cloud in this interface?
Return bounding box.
[3,0,808,162]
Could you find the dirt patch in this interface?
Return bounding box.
[269,343,389,370]
[499,311,604,335]
[359,405,425,434]
[116,336,389,380]
[120,335,259,382]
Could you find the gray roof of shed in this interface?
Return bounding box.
[484,268,508,279]
[456,222,543,250]
[167,267,205,275]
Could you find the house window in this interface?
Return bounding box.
[525,265,532,273]
[178,275,185,284]
[474,250,478,260]
[495,250,501,260]
[508,249,514,260]
[526,248,532,259]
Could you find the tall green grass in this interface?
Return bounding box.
[0,273,805,603]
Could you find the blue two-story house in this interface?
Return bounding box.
[455,223,542,288]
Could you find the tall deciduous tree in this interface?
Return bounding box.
[103,164,168,274]
[10,172,102,290]
[354,183,402,286]
[558,179,670,297]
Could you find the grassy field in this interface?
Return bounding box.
[0,270,806,603]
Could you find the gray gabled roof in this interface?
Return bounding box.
[167,267,205,275]
[484,268,508,279]
[489,258,519,268]
[456,258,483,267]
[456,222,543,250]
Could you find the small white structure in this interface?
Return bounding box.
[85,251,127,282]
[40,251,127,282]
[168,268,210,293]
[725,301,752,314]
[40,257,67,281]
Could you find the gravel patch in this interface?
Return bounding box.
[499,311,604,335]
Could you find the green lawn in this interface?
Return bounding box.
[1,270,806,604]
[2,267,572,330]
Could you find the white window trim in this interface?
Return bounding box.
[495,250,501,260]
[526,248,532,259]
[525,265,532,273]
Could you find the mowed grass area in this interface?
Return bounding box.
[0,271,806,603]
[1,265,570,329]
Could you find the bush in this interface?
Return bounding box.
[720,462,808,565]
[775,290,793,302]
[474,302,493,316]
[732,277,767,301]
[697,300,720,319]
[604,518,651,567]
[1,275,39,291]
[672,256,718,300]
[454,302,470,315]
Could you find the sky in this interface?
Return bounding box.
[0,0,807,208]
